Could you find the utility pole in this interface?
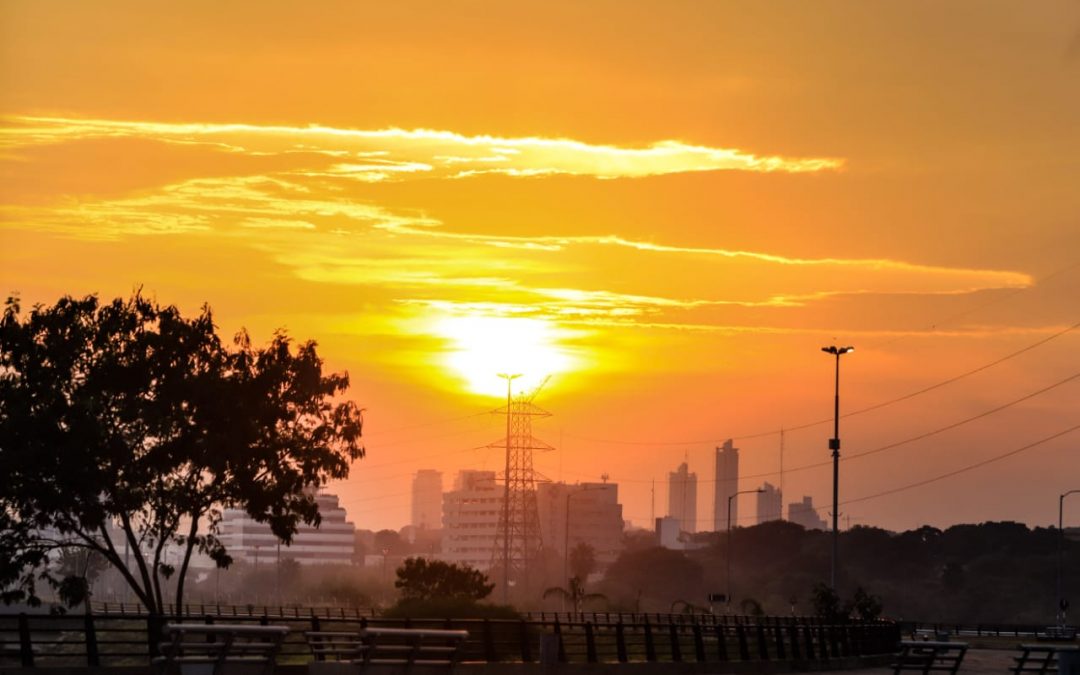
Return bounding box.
[1059,489,1079,625]
[821,345,853,589]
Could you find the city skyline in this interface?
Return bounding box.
[2,2,1079,535]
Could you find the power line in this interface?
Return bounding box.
[627,421,1080,526]
[558,369,1080,484]
[363,410,493,436]
[564,318,1080,447]
[838,422,1080,508]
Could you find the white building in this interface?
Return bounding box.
[756,482,783,524]
[218,490,356,564]
[667,462,697,533]
[441,470,503,570]
[537,481,624,569]
[411,469,443,531]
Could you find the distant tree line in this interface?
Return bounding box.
[599,520,1078,623]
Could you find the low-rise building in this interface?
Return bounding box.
[218,490,356,564]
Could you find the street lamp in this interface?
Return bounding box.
[821,345,853,589]
[726,488,764,608]
[497,373,521,605]
[1059,489,1080,625]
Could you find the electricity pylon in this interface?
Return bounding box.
[490,377,552,603]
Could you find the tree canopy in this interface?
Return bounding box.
[0,293,364,614]
[394,557,494,601]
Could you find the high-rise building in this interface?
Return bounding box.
[788,496,828,531]
[441,470,503,570]
[218,490,356,564]
[667,462,697,533]
[411,469,443,530]
[756,481,783,524]
[714,439,740,532]
[537,481,624,569]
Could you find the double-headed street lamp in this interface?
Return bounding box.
[726,488,764,607]
[1058,489,1080,625]
[821,345,853,589]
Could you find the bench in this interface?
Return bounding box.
[155,623,290,675]
[306,628,468,673]
[1013,644,1080,675]
[892,640,968,675]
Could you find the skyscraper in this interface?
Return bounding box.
[411,469,443,530]
[714,439,740,532]
[667,461,697,533]
[788,496,828,531]
[756,481,783,524]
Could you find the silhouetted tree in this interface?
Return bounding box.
[394,558,493,601]
[569,542,596,580]
[543,576,606,613]
[0,293,364,614]
[851,586,883,620]
[810,583,844,621]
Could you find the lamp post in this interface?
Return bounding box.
[564,486,604,588]
[497,373,521,605]
[1059,489,1080,625]
[821,345,853,589]
[726,488,764,607]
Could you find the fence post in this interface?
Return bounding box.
[84,609,100,667]
[483,619,498,662]
[787,624,801,660]
[817,624,830,660]
[756,623,770,660]
[553,618,567,663]
[736,624,750,661]
[519,619,533,662]
[773,624,786,661]
[18,613,34,668]
[668,622,682,662]
[692,622,706,662]
[803,624,815,660]
[585,622,597,663]
[146,614,162,660]
[615,622,628,663]
[714,624,729,661]
[643,618,656,662]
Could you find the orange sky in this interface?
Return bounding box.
[2,1,1079,534]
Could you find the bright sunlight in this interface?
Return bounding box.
[435,316,577,398]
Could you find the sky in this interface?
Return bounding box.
[2,1,1079,535]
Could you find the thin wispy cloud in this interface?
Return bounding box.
[1,115,843,179]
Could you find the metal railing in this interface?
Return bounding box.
[0,610,900,668]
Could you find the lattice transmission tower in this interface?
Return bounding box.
[490,377,552,603]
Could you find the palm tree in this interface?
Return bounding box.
[542,576,607,614]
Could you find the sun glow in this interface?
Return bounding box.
[435,316,577,397]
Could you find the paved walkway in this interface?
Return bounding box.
[819,648,1014,675]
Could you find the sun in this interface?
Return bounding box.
[434,316,578,397]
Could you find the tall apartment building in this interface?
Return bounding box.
[441,470,503,570]
[537,481,624,569]
[667,462,697,533]
[411,469,443,530]
[714,439,740,532]
[218,490,356,564]
[756,481,783,524]
[788,496,828,531]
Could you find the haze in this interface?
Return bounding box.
[2,1,1078,534]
